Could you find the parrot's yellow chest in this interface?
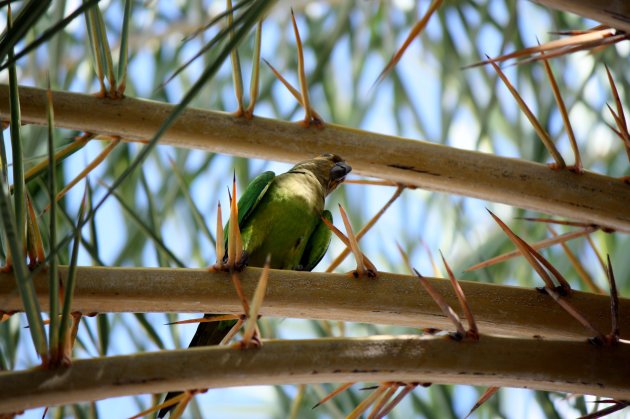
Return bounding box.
[239,172,325,269]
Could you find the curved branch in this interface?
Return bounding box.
[1,335,629,413]
[0,266,627,340]
[0,85,629,231]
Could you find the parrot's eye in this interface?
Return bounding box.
[330,161,352,181]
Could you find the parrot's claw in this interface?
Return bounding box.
[233,333,263,350]
[235,251,249,271]
[536,285,570,297]
[349,268,378,279]
[209,251,249,272]
[208,262,228,272]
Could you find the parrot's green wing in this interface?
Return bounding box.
[224,171,275,249]
[299,210,333,271]
[236,171,276,226]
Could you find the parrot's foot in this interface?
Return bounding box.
[233,333,262,350]
[349,268,378,279]
[208,251,249,272]
[546,162,564,170]
[567,164,584,174]
[235,251,249,271]
[536,284,571,297]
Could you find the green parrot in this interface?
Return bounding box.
[158,153,351,417]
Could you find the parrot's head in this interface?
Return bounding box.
[292,153,352,195]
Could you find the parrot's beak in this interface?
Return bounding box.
[328,161,352,193]
[332,161,352,180]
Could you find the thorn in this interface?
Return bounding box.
[337,204,378,277]
[465,225,596,272]
[289,9,322,128]
[165,314,239,326]
[486,57,565,169]
[544,286,604,342]
[220,317,244,345]
[42,139,121,215]
[465,387,500,419]
[606,255,619,344]
[214,201,225,268]
[321,211,377,277]
[373,0,444,87]
[465,27,620,69]
[486,209,571,293]
[374,383,416,418]
[326,186,403,273]
[263,58,324,123]
[230,270,250,315]
[540,50,581,171]
[395,242,413,274]
[413,268,466,336]
[240,255,270,348]
[346,384,390,419]
[226,0,245,116]
[245,20,264,119]
[312,383,354,409]
[546,225,604,294]
[440,251,478,339]
[368,384,398,419]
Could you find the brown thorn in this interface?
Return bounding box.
[546,226,603,294]
[466,27,617,69]
[545,286,604,341]
[338,204,377,277]
[413,268,466,336]
[395,242,413,274]
[230,270,250,315]
[578,400,630,419]
[241,255,270,347]
[232,175,243,265]
[221,318,244,345]
[245,20,263,118]
[262,58,323,123]
[420,239,442,278]
[215,201,225,266]
[465,387,500,419]
[604,64,628,133]
[485,210,556,289]
[326,186,403,272]
[606,255,619,341]
[585,234,609,274]
[347,384,390,419]
[540,50,581,171]
[169,389,196,419]
[486,57,565,168]
[375,383,417,418]
[25,192,45,266]
[226,0,245,116]
[440,251,478,338]
[518,217,599,228]
[374,0,444,86]
[290,9,317,127]
[165,314,240,326]
[343,179,399,187]
[128,391,190,419]
[367,384,398,419]
[42,139,121,215]
[321,210,376,277]
[510,33,630,68]
[312,382,354,409]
